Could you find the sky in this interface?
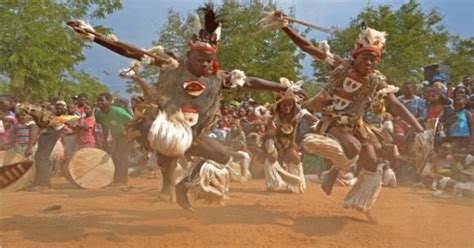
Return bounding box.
[76,0,474,96]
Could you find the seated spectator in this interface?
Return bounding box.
[366,99,385,127]
[397,81,427,122]
[211,120,229,143]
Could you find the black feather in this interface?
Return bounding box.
[198,3,221,34]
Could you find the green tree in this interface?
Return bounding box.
[444,36,474,83]
[0,0,121,102]
[313,0,450,86]
[125,0,306,104]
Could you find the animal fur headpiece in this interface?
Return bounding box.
[352,22,387,60]
[270,78,303,113]
[189,4,222,54]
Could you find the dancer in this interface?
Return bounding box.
[262,78,317,193]
[68,5,299,211]
[264,12,424,217]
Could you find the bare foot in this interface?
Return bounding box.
[175,180,195,212]
[365,210,377,223]
[321,167,339,195]
[159,185,176,203]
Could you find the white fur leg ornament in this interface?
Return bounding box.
[227,151,252,182]
[343,166,383,212]
[286,162,306,193]
[147,110,193,157]
[238,151,252,181]
[263,159,286,191]
[382,167,397,187]
[186,161,230,204]
[303,133,358,170]
[263,159,305,193]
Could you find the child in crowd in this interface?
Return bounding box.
[14,109,39,158]
[76,103,96,149]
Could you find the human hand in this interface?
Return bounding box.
[261,10,288,30]
[24,147,33,157]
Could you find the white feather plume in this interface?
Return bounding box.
[193,14,202,36]
[146,45,165,55]
[214,24,222,41]
[119,68,135,78]
[229,70,247,87]
[72,20,95,42]
[280,77,303,93]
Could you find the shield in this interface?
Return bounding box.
[343,75,364,93]
[333,93,353,110]
[0,151,34,192]
[181,107,199,127]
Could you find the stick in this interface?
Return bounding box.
[284,17,334,34]
[66,21,157,58]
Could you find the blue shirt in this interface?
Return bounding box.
[448,109,470,137]
[397,95,427,120]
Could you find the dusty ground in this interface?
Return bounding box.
[0,177,473,248]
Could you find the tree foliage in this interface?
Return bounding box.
[444,36,474,83]
[125,0,306,104]
[313,0,450,86]
[0,0,121,102]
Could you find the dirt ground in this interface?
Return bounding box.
[0,177,473,248]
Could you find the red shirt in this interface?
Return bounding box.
[77,116,96,147]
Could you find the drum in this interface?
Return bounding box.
[65,148,115,189]
[0,151,34,192]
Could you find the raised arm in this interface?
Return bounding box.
[282,27,324,59]
[119,71,154,103]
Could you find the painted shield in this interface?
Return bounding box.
[183,81,206,97]
[181,107,199,127]
[343,75,364,93]
[333,93,352,111]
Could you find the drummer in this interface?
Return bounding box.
[94,92,133,187]
[15,103,67,191]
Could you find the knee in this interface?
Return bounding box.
[214,152,231,165]
[343,140,361,159]
[284,148,300,164]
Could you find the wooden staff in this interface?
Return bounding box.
[284,16,334,34]
[66,20,158,58]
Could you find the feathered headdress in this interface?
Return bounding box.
[269,78,304,113]
[189,4,222,54]
[352,22,387,59]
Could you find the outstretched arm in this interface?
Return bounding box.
[385,93,424,133]
[66,20,173,67]
[244,77,287,92]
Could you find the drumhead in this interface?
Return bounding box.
[66,148,115,189]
